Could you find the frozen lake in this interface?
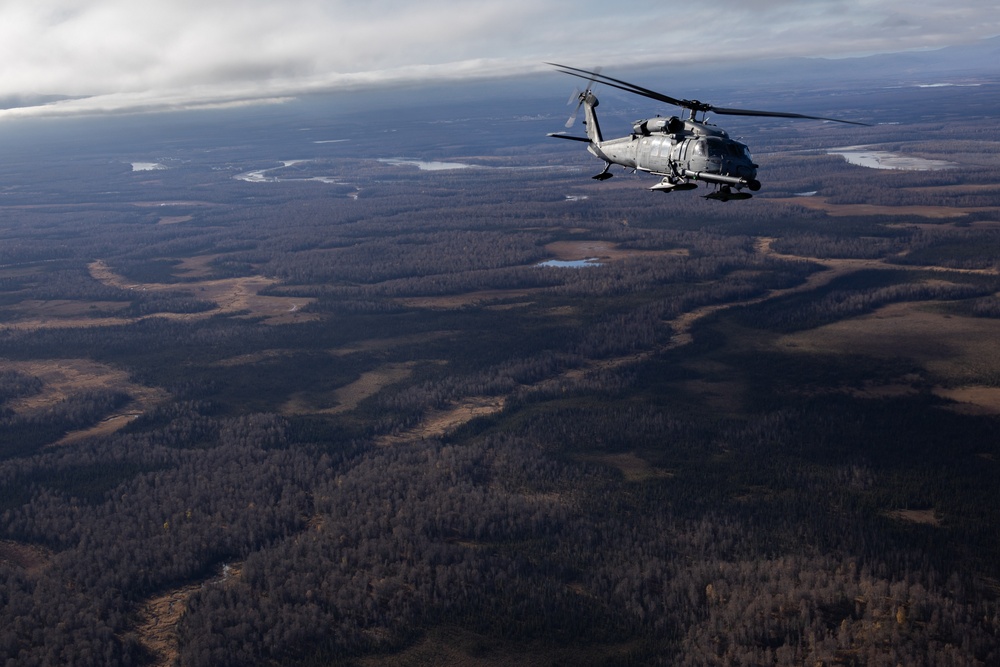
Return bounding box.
[234,160,343,184]
[378,158,474,171]
[828,146,957,171]
[536,258,602,268]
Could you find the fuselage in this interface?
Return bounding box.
[590,118,758,185]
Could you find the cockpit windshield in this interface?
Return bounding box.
[706,138,751,159]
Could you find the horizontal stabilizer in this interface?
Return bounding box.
[547,133,591,143]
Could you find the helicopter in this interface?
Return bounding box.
[547,63,868,201]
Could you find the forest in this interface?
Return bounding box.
[0,74,999,666]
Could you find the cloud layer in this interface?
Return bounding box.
[1,0,997,118]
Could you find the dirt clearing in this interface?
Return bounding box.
[776,301,1000,382]
[575,452,673,482]
[2,358,166,415]
[544,240,688,262]
[0,540,52,573]
[933,386,1000,415]
[376,396,505,446]
[281,363,417,416]
[136,563,241,667]
[88,260,318,326]
[1,358,168,444]
[885,509,941,526]
[770,195,995,219]
[397,289,536,309]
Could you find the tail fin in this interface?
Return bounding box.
[580,91,603,144]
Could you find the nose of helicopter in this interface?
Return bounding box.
[731,160,761,191]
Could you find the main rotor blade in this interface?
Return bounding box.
[547,63,690,109]
[549,63,871,126]
[711,106,870,126]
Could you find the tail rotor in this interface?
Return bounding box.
[563,66,601,129]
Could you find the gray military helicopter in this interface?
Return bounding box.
[548,63,868,201]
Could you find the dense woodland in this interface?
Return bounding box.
[0,76,999,665]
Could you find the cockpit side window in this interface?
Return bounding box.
[704,138,752,159]
[728,143,751,158]
[705,138,728,158]
[692,140,707,157]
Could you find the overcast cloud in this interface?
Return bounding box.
[0,0,997,119]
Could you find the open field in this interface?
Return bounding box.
[88,260,319,325]
[776,301,1000,386]
[375,395,507,446]
[0,540,51,573]
[2,358,166,416]
[283,362,417,416]
[396,289,537,310]
[1,357,169,445]
[885,508,941,526]
[544,239,688,262]
[573,451,674,482]
[137,582,205,667]
[933,385,1000,414]
[0,261,318,330]
[769,195,998,218]
[136,564,242,667]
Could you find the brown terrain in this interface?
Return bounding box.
[2,358,169,445]
[136,564,242,667]
[372,235,1000,454]
[769,195,999,219]
[8,226,1000,661]
[42,233,995,465]
[0,261,318,331]
[0,540,52,573]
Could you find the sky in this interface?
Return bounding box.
[0,0,997,119]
